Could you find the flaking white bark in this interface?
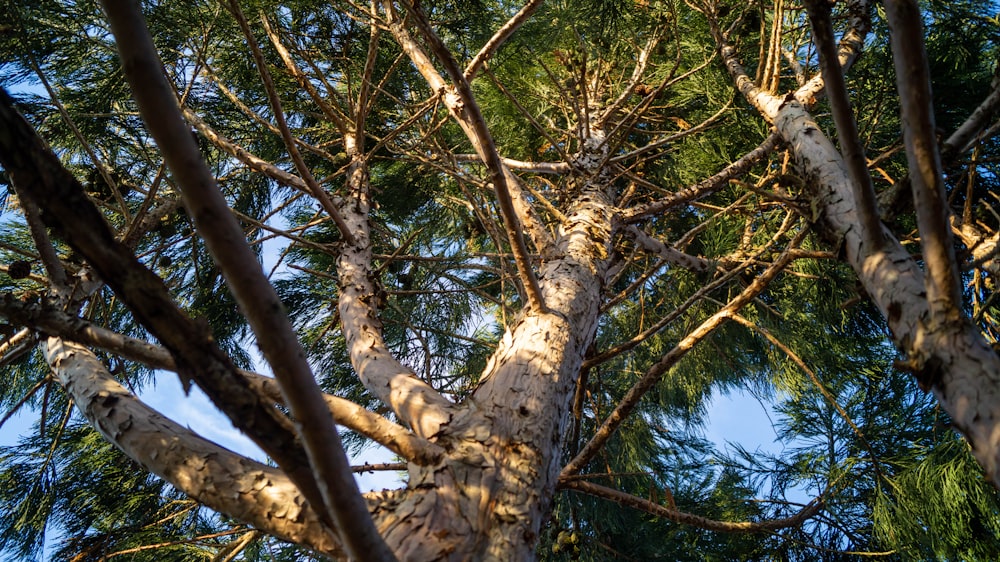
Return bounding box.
[43,337,341,556]
[717,20,1000,483]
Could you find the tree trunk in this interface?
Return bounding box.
[368,185,611,559]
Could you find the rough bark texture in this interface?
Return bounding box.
[367,186,610,559]
[43,337,341,556]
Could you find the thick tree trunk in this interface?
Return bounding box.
[369,186,611,559]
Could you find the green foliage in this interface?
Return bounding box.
[2,0,1000,559]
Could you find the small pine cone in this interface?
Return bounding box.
[7,260,31,279]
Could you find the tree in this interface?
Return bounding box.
[1,0,999,558]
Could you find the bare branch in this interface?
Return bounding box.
[562,228,806,477]
[43,337,342,556]
[729,314,884,481]
[559,479,822,533]
[942,76,1000,158]
[884,0,962,320]
[805,0,883,252]
[259,14,351,135]
[183,107,310,192]
[464,0,545,80]
[19,196,68,291]
[625,225,714,273]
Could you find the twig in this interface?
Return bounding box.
[223,0,356,245]
[559,479,822,533]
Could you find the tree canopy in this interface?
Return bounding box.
[1,0,999,559]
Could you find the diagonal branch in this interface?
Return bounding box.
[0,86,336,540]
[559,479,822,533]
[585,225,788,369]
[562,228,806,477]
[464,0,545,80]
[883,0,962,321]
[259,14,351,135]
[729,313,884,482]
[80,2,391,557]
[804,0,883,253]
[43,337,343,556]
[182,107,310,192]
[222,0,355,245]
[624,131,781,223]
[0,293,444,466]
[384,0,548,310]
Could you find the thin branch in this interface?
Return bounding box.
[729,313,884,482]
[805,0,883,252]
[20,48,131,221]
[562,228,806,477]
[464,0,545,80]
[626,225,714,273]
[454,153,571,174]
[0,375,51,432]
[259,14,351,135]
[223,0,355,245]
[384,0,547,310]
[183,107,310,192]
[584,230,780,369]
[19,196,68,291]
[199,62,345,162]
[353,462,408,473]
[884,0,963,320]
[559,479,822,533]
[624,131,781,223]
[942,75,1000,159]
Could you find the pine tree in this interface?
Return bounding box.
[1,0,999,559]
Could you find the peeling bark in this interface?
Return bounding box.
[43,338,342,557]
[714,1,1000,485]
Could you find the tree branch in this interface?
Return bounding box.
[0,293,445,466]
[624,131,780,223]
[559,479,822,533]
[222,0,356,245]
[43,337,342,556]
[464,0,545,80]
[182,107,310,192]
[562,228,806,477]
[259,13,351,135]
[384,0,548,310]
[805,0,883,252]
[883,0,962,321]
[59,0,395,560]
